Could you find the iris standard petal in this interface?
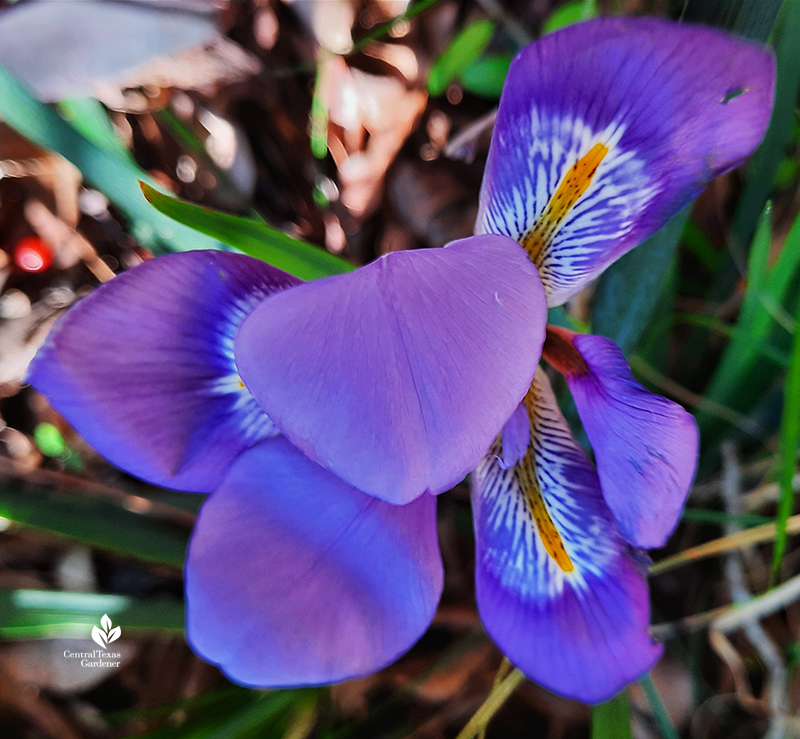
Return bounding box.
[499,401,530,470]
[27,251,299,492]
[473,368,661,704]
[543,328,698,549]
[235,235,548,505]
[477,17,775,306]
[185,436,443,687]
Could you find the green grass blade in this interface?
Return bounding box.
[125,689,311,739]
[0,483,189,567]
[141,183,354,280]
[428,19,495,96]
[122,691,256,739]
[728,0,800,256]
[310,56,330,159]
[104,686,246,725]
[671,312,790,368]
[205,691,301,739]
[0,589,184,639]
[682,219,724,273]
[58,97,135,163]
[701,203,800,434]
[639,674,680,739]
[770,294,800,583]
[592,207,689,354]
[680,0,782,41]
[351,0,443,53]
[0,63,222,253]
[591,690,632,739]
[682,507,772,527]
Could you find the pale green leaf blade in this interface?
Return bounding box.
[0,63,222,253]
[0,589,184,639]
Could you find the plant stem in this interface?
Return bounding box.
[455,668,525,739]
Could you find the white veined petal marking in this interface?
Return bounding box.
[475,369,620,602]
[203,292,282,447]
[478,115,659,303]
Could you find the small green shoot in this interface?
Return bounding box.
[543,0,597,35]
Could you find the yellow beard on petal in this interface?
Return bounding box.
[516,448,575,573]
[521,142,609,265]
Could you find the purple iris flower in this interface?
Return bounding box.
[28,238,548,685]
[27,17,774,704]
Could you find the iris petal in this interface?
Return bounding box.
[185,436,443,687]
[27,251,299,492]
[473,368,661,704]
[235,235,548,505]
[499,402,530,470]
[544,328,698,549]
[477,17,775,306]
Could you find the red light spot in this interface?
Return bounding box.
[13,237,52,273]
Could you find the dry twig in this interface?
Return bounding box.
[709,443,788,739]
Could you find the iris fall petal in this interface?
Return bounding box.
[185,436,443,687]
[27,251,298,492]
[473,368,661,703]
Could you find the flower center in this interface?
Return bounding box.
[520,142,609,265]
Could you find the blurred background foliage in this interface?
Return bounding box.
[0,0,798,737]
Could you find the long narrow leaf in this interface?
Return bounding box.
[0,483,189,567]
[701,204,800,433]
[0,63,222,253]
[0,589,184,639]
[310,55,330,159]
[680,0,782,42]
[125,689,309,739]
[428,19,495,96]
[592,690,632,739]
[141,183,353,280]
[639,674,680,739]
[592,208,688,354]
[771,295,800,582]
[59,97,136,163]
[728,0,800,253]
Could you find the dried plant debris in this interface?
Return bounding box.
[0,0,259,103]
